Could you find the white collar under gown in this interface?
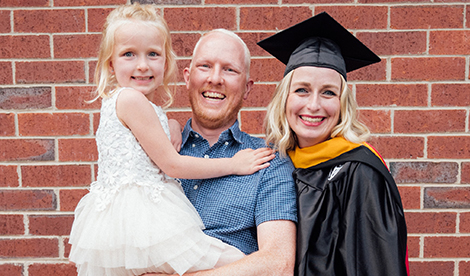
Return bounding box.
[68,87,243,276]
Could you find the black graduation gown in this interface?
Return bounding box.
[293,146,407,276]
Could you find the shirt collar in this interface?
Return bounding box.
[181,119,244,147]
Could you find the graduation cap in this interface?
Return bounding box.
[257,12,381,80]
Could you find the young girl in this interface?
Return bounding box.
[68,4,274,276]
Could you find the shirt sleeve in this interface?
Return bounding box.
[254,153,298,226]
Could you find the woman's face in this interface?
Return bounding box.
[286,66,342,148]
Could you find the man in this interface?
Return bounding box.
[160,29,297,275]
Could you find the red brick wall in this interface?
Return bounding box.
[0,0,469,275]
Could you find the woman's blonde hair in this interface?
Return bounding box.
[264,69,370,157]
[93,3,176,107]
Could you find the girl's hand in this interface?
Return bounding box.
[168,119,182,152]
[231,148,275,175]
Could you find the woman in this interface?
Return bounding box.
[259,12,408,276]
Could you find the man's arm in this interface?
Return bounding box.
[144,220,296,276]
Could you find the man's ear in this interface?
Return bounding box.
[183,67,191,89]
[243,78,254,100]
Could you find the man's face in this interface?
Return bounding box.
[183,32,253,131]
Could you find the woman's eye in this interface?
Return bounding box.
[323,90,337,96]
[294,88,308,93]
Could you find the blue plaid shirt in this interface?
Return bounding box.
[179,119,297,254]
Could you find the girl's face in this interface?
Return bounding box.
[286,66,342,148]
[110,21,166,99]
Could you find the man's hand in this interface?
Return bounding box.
[168,119,182,152]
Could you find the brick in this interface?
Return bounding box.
[428,136,470,159]
[87,8,114,32]
[316,6,388,29]
[135,0,200,3]
[398,186,421,209]
[14,9,85,33]
[424,187,470,209]
[468,6,470,28]
[59,189,89,212]
[154,85,189,108]
[171,33,201,57]
[462,162,470,184]
[29,215,74,236]
[357,31,426,56]
[431,83,470,107]
[368,136,424,159]
[207,0,274,3]
[0,113,15,136]
[0,165,19,187]
[358,110,391,134]
[59,139,98,162]
[54,34,101,58]
[407,236,420,258]
[394,110,465,133]
[244,83,276,108]
[28,263,77,276]
[0,87,51,109]
[287,0,351,3]
[166,111,192,128]
[0,139,54,162]
[55,0,125,6]
[430,30,470,55]
[0,238,58,258]
[460,212,470,233]
[239,7,312,30]
[390,162,458,184]
[88,60,98,84]
[93,112,100,134]
[356,84,427,107]
[18,113,89,136]
[0,35,50,58]
[409,261,454,276]
[251,58,284,82]
[0,215,24,235]
[347,60,386,81]
[239,32,275,57]
[165,7,236,31]
[0,62,12,84]
[0,264,22,276]
[0,0,48,7]
[405,212,456,234]
[392,57,466,81]
[460,261,470,276]
[424,236,470,257]
[64,237,72,258]
[0,10,11,33]
[55,86,100,110]
[16,61,85,84]
[240,110,266,135]
[22,165,92,187]
[0,190,56,211]
[360,0,428,3]
[391,6,464,29]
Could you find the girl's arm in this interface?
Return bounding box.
[116,88,274,179]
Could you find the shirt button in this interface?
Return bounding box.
[192,144,196,147]
[204,155,209,159]
[195,134,199,138]
[193,185,198,190]
[224,142,229,146]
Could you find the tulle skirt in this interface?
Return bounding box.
[69,181,244,276]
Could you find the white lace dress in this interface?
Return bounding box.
[68,88,244,276]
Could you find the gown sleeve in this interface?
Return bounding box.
[295,154,407,276]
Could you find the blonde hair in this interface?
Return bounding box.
[264,69,370,157]
[93,3,176,107]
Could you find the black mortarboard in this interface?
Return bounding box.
[257,12,381,80]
